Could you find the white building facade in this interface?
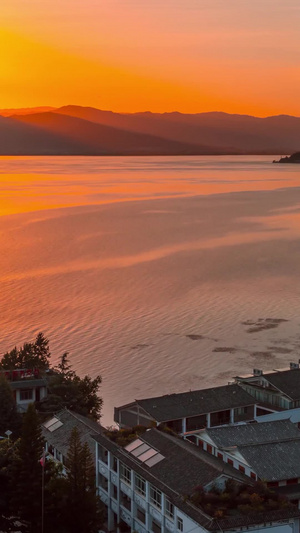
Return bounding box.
[94,429,300,533]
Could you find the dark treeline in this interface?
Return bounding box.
[0,404,102,532]
[0,334,103,532]
[0,333,103,421]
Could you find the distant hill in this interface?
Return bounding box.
[0,112,214,155]
[0,106,55,117]
[55,106,300,154]
[0,105,299,155]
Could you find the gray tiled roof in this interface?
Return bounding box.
[263,369,300,400]
[139,428,248,493]
[207,419,300,448]
[42,409,103,460]
[93,429,300,530]
[135,384,255,422]
[10,379,47,390]
[239,439,300,481]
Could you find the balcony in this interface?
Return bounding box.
[98,459,109,478]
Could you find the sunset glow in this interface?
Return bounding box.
[1,0,300,116]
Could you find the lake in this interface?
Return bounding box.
[1,155,300,425]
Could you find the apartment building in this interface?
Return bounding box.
[184,419,300,507]
[235,365,300,411]
[2,368,48,413]
[94,427,300,533]
[42,408,102,465]
[114,384,257,434]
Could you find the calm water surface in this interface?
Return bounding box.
[1,155,300,424]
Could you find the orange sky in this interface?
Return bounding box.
[1,0,300,116]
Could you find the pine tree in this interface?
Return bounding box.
[65,428,102,533]
[0,332,50,371]
[15,404,45,532]
[0,374,21,438]
[0,439,21,532]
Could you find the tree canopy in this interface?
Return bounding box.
[1,334,103,421]
[37,353,102,421]
[64,427,103,533]
[0,374,22,438]
[0,332,51,371]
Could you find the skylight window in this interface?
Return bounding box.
[144,453,164,467]
[43,417,63,432]
[125,439,164,467]
[125,439,143,452]
[131,443,151,457]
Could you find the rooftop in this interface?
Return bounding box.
[10,378,47,390]
[124,384,256,422]
[94,428,300,530]
[263,368,300,400]
[42,408,103,460]
[206,419,300,448]
[236,368,300,401]
[239,439,300,481]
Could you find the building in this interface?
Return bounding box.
[256,407,300,425]
[42,408,102,466]
[94,427,300,533]
[235,365,300,412]
[114,384,258,434]
[183,419,300,506]
[2,368,47,413]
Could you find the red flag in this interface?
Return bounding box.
[39,449,46,467]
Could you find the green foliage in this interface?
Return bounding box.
[0,332,50,371]
[37,353,103,420]
[13,404,45,532]
[105,425,147,446]
[0,439,21,532]
[0,374,22,438]
[190,480,294,518]
[64,428,103,533]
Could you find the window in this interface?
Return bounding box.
[135,474,146,497]
[98,473,108,491]
[250,472,256,480]
[150,486,162,509]
[152,520,161,533]
[198,439,203,449]
[112,455,118,472]
[239,465,245,474]
[112,484,118,500]
[120,463,131,485]
[267,481,279,488]
[20,389,33,401]
[287,478,298,485]
[120,491,131,511]
[137,507,146,524]
[177,517,183,532]
[98,445,108,464]
[217,453,223,460]
[48,444,54,455]
[207,444,213,454]
[227,458,234,466]
[165,499,174,520]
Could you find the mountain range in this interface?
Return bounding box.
[0,105,299,155]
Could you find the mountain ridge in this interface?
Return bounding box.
[0,105,299,155]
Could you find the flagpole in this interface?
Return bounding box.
[41,448,45,533]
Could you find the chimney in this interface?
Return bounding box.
[253,369,263,377]
[290,362,299,370]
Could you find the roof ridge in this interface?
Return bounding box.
[60,408,102,432]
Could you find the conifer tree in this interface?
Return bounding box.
[15,404,45,532]
[0,332,50,371]
[65,428,102,533]
[0,439,21,532]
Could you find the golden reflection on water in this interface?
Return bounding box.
[0,155,300,216]
[1,155,300,424]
